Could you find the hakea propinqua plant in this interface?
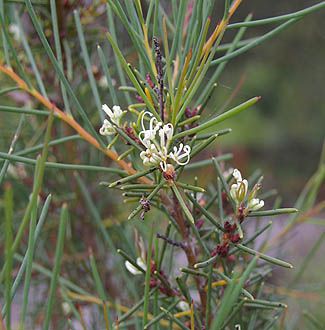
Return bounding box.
[95,2,297,325]
[0,0,324,329]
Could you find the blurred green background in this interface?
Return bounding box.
[203,0,325,202]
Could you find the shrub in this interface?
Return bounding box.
[0,1,324,329]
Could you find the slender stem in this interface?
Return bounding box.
[143,223,154,327]
[163,191,207,317]
[227,2,325,29]
[0,64,151,184]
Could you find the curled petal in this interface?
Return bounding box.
[102,104,113,118]
[158,123,174,149]
[165,124,174,140]
[125,260,142,275]
[150,117,162,132]
[160,161,168,172]
[183,145,191,154]
[140,150,147,160]
[139,111,162,148]
[248,198,264,211]
[169,144,191,166]
[136,257,146,271]
[233,169,242,182]
[141,111,153,131]
[230,183,238,201]
[139,130,156,148]
[102,104,124,126]
[141,111,161,132]
[112,105,122,114]
[99,119,115,136]
[125,256,146,275]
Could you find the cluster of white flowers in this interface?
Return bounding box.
[139,111,191,172]
[99,104,125,136]
[230,169,264,211]
[98,107,190,172]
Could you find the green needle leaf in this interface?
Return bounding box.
[43,203,69,330]
[248,208,298,217]
[173,97,261,139]
[235,243,293,269]
[171,182,195,224]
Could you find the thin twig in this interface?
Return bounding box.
[0,64,151,184]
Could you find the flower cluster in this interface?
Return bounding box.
[211,170,266,258]
[139,111,191,172]
[99,106,191,174]
[230,169,264,213]
[99,104,125,136]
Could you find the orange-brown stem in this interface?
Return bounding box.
[0,64,151,184]
[202,0,242,55]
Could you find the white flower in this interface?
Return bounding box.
[158,123,174,149]
[98,76,108,88]
[99,104,125,136]
[9,24,20,41]
[99,119,115,136]
[138,111,191,172]
[169,143,191,166]
[230,169,248,205]
[157,149,169,171]
[233,169,242,182]
[7,164,27,179]
[139,111,162,147]
[140,144,162,167]
[177,301,190,311]
[125,257,146,275]
[62,302,71,315]
[102,104,124,126]
[247,198,264,211]
[136,257,146,270]
[229,169,264,213]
